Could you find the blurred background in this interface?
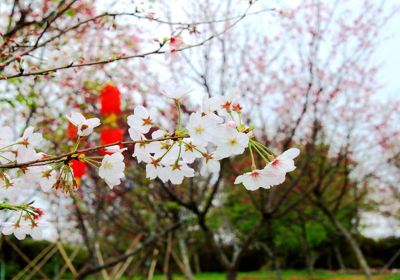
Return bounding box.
[0,0,399,279]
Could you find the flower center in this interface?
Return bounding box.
[250,171,260,178]
[19,138,29,147]
[228,138,237,146]
[103,162,113,170]
[172,163,182,170]
[185,142,195,152]
[80,124,88,131]
[151,159,160,167]
[194,126,205,134]
[272,159,280,167]
[142,116,153,126]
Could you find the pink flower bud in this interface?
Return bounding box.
[226,121,237,129]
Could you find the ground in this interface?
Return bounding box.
[144,271,400,280]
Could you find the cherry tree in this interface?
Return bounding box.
[0,0,398,279]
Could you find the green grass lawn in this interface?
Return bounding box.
[141,270,400,280]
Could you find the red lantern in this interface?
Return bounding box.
[100,126,123,154]
[67,121,78,140]
[99,84,121,115]
[70,159,86,179]
[100,127,123,145]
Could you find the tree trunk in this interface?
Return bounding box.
[163,233,173,280]
[333,244,346,271]
[274,257,283,280]
[179,238,193,280]
[226,268,238,280]
[193,252,201,274]
[337,224,371,280]
[306,253,316,277]
[319,205,371,280]
[261,243,282,280]
[299,220,316,277]
[384,247,400,270]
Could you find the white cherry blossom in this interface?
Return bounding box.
[16,144,41,164]
[200,154,221,176]
[30,221,49,240]
[263,148,300,185]
[24,166,57,192]
[105,145,127,154]
[0,126,15,164]
[99,153,125,189]
[66,112,100,137]
[268,148,300,174]
[234,169,276,191]
[187,113,218,146]
[133,142,152,163]
[14,127,43,163]
[145,130,179,164]
[202,95,223,114]
[2,218,31,240]
[127,106,154,135]
[215,128,249,159]
[146,159,168,182]
[161,85,191,100]
[17,126,43,149]
[181,140,204,164]
[164,162,195,184]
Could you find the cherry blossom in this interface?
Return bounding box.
[146,158,168,181]
[99,152,125,189]
[234,148,301,191]
[2,219,31,240]
[187,113,218,146]
[200,153,221,176]
[234,169,276,191]
[201,95,224,123]
[16,146,40,164]
[181,140,204,164]
[66,112,100,137]
[127,106,154,136]
[169,35,184,52]
[163,162,195,184]
[105,145,127,154]
[132,142,152,163]
[269,148,300,173]
[1,213,47,240]
[15,127,43,163]
[17,126,43,150]
[264,148,300,185]
[0,126,15,164]
[30,221,49,240]
[214,93,239,115]
[214,128,249,159]
[24,166,57,192]
[161,85,191,100]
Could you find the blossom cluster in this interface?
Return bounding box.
[0,126,51,239]
[0,87,299,240]
[1,205,45,240]
[127,91,300,189]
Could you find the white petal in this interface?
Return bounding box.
[134,105,148,118]
[279,148,300,160]
[234,174,244,184]
[66,112,85,125]
[86,118,101,128]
